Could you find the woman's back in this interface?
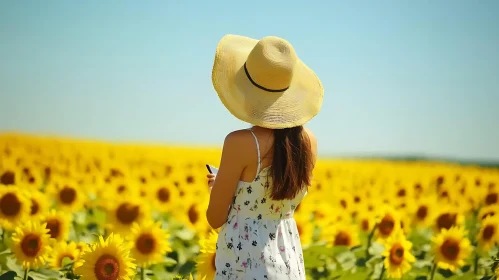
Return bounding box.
[213,127,314,279]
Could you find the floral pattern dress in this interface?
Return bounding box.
[214,129,307,280]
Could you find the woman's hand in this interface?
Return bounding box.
[207,173,216,192]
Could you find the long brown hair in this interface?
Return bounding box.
[269,126,313,200]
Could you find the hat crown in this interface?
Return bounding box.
[245,36,297,92]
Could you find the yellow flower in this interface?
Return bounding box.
[0,161,19,186]
[48,241,80,269]
[26,189,50,220]
[321,222,360,248]
[149,180,181,213]
[41,209,71,242]
[105,197,150,235]
[74,233,137,280]
[411,195,437,229]
[0,186,31,230]
[295,213,315,247]
[48,179,86,212]
[375,206,401,241]
[431,226,472,272]
[477,215,499,252]
[10,220,52,269]
[128,220,172,267]
[196,230,218,280]
[433,208,465,233]
[380,230,416,279]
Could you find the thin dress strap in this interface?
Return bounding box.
[248,128,261,178]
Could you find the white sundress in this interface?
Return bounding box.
[214,129,307,280]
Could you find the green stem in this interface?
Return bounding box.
[23,269,29,280]
[140,267,145,280]
[378,263,385,280]
[429,263,437,280]
[474,251,479,275]
[365,223,378,259]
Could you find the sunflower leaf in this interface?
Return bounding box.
[0,271,17,280]
[367,242,384,257]
[163,257,178,267]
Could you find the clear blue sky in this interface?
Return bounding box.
[1,1,498,161]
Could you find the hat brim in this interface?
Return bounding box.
[212,34,324,129]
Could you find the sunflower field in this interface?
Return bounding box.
[0,133,499,280]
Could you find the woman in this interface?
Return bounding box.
[206,34,324,279]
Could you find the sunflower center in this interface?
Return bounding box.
[46,219,61,239]
[389,243,405,266]
[136,233,156,254]
[94,254,120,280]
[30,199,40,215]
[21,233,41,257]
[0,171,15,185]
[110,168,123,178]
[157,187,170,203]
[340,199,347,209]
[486,193,498,205]
[397,189,406,197]
[0,192,22,216]
[116,203,140,224]
[334,231,351,246]
[117,185,126,193]
[378,215,395,236]
[416,206,428,220]
[436,213,457,231]
[361,219,370,231]
[481,212,495,220]
[188,205,199,224]
[59,186,76,204]
[483,225,495,241]
[441,239,460,261]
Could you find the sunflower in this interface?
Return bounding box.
[180,200,210,236]
[26,189,50,220]
[0,186,31,230]
[321,222,360,248]
[477,215,499,252]
[149,180,180,213]
[411,195,437,229]
[0,162,18,185]
[295,213,315,247]
[357,211,377,234]
[196,230,218,280]
[478,204,499,221]
[128,220,172,267]
[41,209,71,242]
[10,220,52,269]
[74,233,136,280]
[48,241,81,269]
[433,208,465,233]
[375,206,401,241]
[48,179,86,212]
[431,226,472,272]
[380,230,416,279]
[106,197,149,235]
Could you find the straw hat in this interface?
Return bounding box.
[211,34,324,129]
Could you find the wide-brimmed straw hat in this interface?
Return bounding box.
[211,34,324,129]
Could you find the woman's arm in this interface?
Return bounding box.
[206,131,247,229]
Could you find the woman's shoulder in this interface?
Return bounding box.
[222,129,255,149]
